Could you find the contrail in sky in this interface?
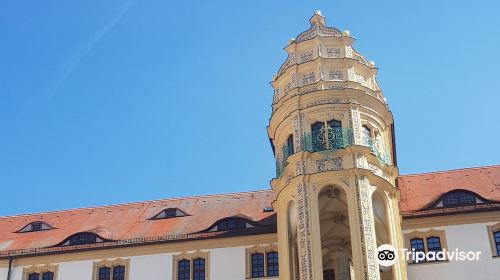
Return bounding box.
[44,0,136,100]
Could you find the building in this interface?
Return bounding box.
[1,11,500,280]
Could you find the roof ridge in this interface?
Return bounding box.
[0,188,273,219]
[400,164,500,177]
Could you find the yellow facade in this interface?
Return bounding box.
[268,11,407,280]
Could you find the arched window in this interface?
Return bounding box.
[267,251,279,276]
[410,238,425,263]
[193,258,206,280]
[251,253,265,277]
[112,266,125,280]
[362,125,372,147]
[41,272,54,280]
[494,231,500,256]
[427,236,442,252]
[26,273,54,280]
[99,267,111,280]
[178,259,190,280]
[311,120,343,151]
[442,191,476,207]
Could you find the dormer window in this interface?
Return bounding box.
[151,208,187,220]
[17,221,53,233]
[442,192,476,207]
[427,190,489,209]
[58,232,106,246]
[209,217,254,232]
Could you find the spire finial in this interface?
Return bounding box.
[309,10,326,26]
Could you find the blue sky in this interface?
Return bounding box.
[1,0,499,216]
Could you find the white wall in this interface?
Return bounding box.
[58,260,93,280]
[0,266,23,280]
[210,247,246,279]
[129,253,172,280]
[405,222,500,280]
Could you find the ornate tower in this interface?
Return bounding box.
[269,12,407,280]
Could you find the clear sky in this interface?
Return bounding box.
[1,0,499,216]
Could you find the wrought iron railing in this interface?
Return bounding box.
[275,128,392,177]
[361,136,390,165]
[302,127,353,152]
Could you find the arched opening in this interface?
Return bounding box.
[288,200,300,279]
[372,190,394,280]
[318,186,353,280]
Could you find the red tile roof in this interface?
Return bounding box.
[398,165,500,214]
[2,165,500,257]
[0,190,275,256]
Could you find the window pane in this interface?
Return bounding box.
[217,218,246,231]
[42,272,54,280]
[495,231,500,255]
[193,258,205,280]
[427,237,442,252]
[28,273,39,280]
[112,266,125,280]
[267,251,279,276]
[251,253,265,277]
[178,259,190,280]
[31,222,43,231]
[99,267,111,280]
[410,238,425,263]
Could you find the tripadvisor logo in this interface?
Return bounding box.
[376,244,482,266]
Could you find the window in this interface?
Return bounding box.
[98,267,111,280]
[192,258,205,280]
[151,208,187,220]
[410,238,425,263]
[427,236,442,252]
[311,120,344,151]
[494,231,500,256]
[67,232,99,246]
[174,252,209,280]
[406,230,447,263]
[246,245,279,278]
[93,259,129,280]
[267,251,279,276]
[17,221,53,233]
[23,265,57,280]
[286,134,294,157]
[112,266,125,280]
[178,260,190,280]
[214,218,249,231]
[442,192,476,207]
[41,272,54,280]
[362,125,372,147]
[251,253,265,278]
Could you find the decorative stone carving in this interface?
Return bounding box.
[329,69,343,80]
[326,47,341,58]
[355,176,379,280]
[296,183,314,280]
[316,155,343,172]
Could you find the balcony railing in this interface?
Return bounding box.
[361,136,390,166]
[275,128,391,177]
[301,127,354,152]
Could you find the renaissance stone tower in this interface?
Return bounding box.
[268,11,407,280]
